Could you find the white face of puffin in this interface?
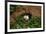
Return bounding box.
[24,15,29,21]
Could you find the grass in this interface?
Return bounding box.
[10,15,41,29]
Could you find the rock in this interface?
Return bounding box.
[24,15,29,21]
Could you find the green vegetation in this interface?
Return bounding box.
[10,15,41,29]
